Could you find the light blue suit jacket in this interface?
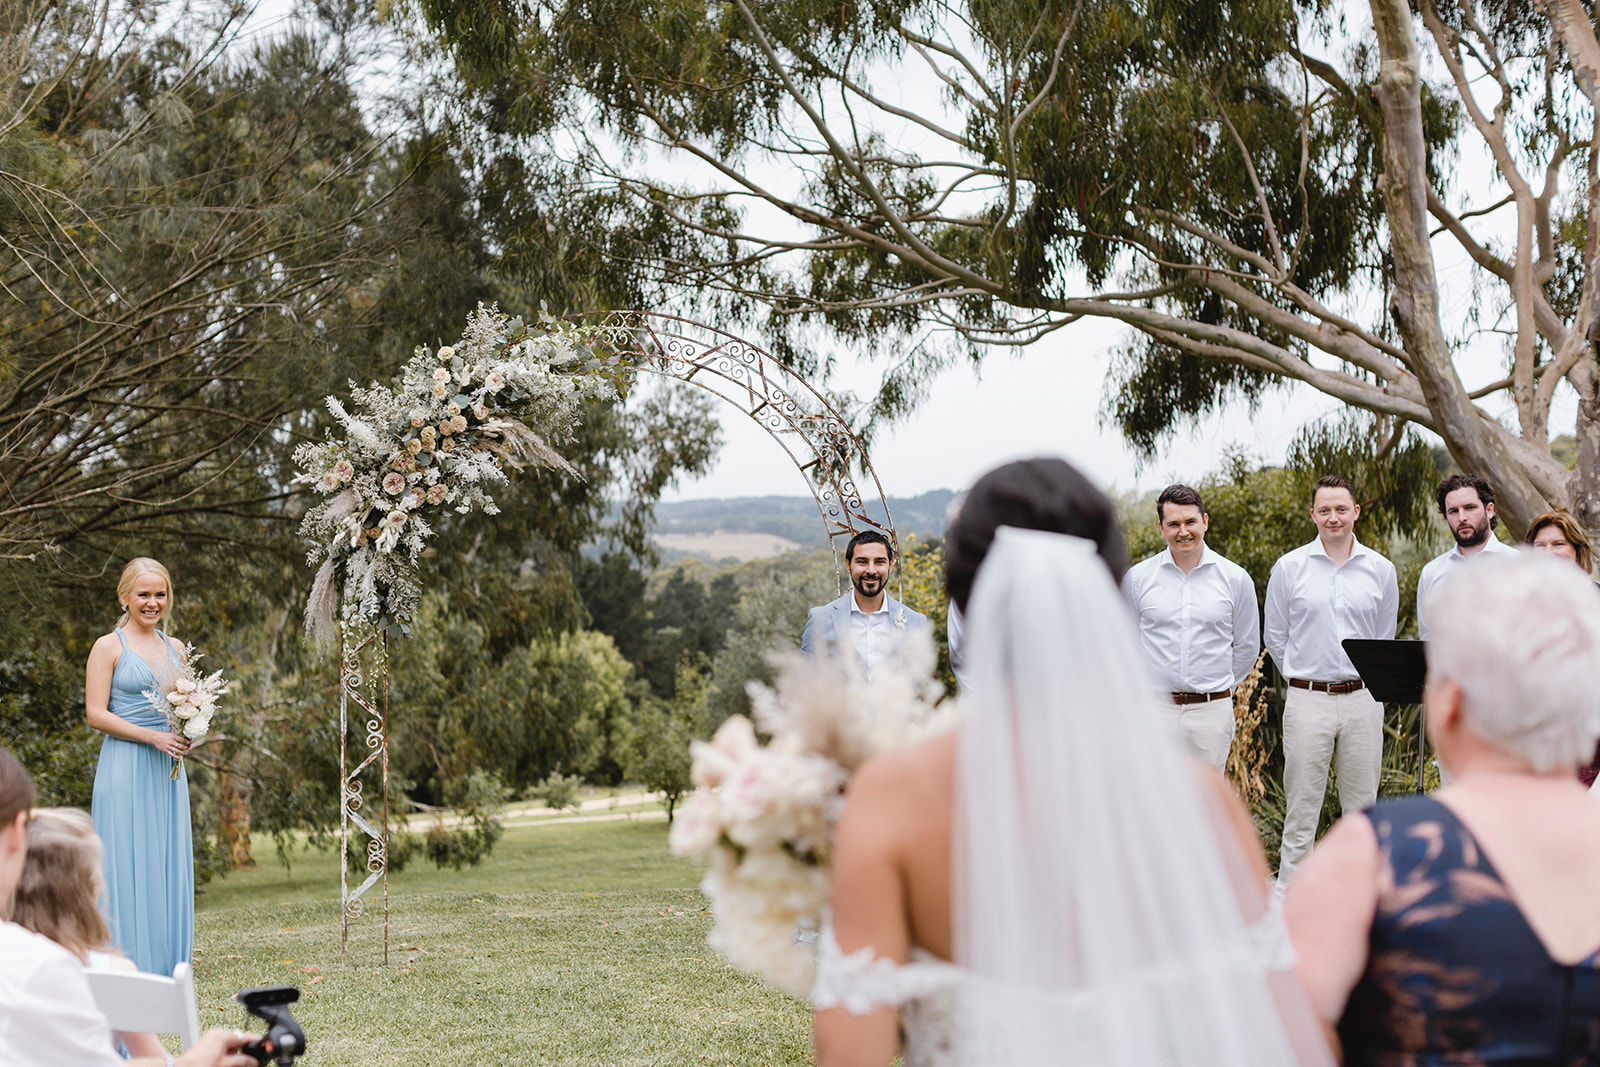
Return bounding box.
[800,591,929,657]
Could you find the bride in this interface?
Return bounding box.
[812,458,1330,1065]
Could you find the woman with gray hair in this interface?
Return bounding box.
[1285,553,1600,1063]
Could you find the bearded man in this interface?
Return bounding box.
[1415,474,1517,640]
[801,531,929,680]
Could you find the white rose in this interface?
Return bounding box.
[721,755,789,851]
[667,792,722,857]
[689,740,733,788]
[710,716,758,758]
[175,677,196,694]
[436,345,455,360]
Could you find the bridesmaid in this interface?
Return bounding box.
[85,557,194,975]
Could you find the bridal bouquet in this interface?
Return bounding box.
[143,645,230,779]
[669,635,952,996]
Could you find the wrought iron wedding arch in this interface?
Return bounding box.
[337,311,897,960]
[563,310,899,581]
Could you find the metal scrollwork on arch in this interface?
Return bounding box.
[562,311,897,580]
[338,621,389,961]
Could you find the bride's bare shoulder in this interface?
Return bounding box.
[847,731,958,807]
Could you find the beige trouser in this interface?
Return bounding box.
[1275,686,1382,889]
[1172,698,1235,772]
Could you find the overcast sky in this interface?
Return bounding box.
[654,317,1347,504]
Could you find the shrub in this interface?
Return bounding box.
[528,771,582,813]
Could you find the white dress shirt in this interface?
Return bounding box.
[0,922,122,1066]
[1124,546,1260,692]
[848,595,896,680]
[1414,535,1518,638]
[946,602,972,691]
[1264,537,1398,681]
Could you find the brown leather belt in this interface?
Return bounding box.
[1288,678,1365,694]
[1170,690,1232,705]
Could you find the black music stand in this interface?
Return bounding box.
[1342,638,1429,793]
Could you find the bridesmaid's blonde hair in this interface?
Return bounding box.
[11,808,111,963]
[115,557,174,630]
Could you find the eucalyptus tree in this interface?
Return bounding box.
[0,1,409,564]
[411,0,1600,535]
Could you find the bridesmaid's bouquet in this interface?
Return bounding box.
[669,637,951,995]
[143,645,231,779]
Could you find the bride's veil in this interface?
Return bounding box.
[953,527,1329,1064]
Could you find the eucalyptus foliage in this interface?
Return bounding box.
[409,0,1600,536]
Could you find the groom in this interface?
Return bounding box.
[801,530,928,679]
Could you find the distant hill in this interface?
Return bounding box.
[650,490,956,561]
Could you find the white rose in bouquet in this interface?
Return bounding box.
[144,648,231,778]
[667,791,721,857]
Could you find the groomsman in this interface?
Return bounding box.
[1414,474,1516,639]
[1123,485,1259,770]
[1265,475,1398,889]
[801,531,929,679]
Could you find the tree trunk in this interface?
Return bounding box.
[217,753,256,869]
[1547,0,1600,544]
[1574,360,1600,539]
[1369,0,1551,535]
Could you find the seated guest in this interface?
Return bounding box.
[0,745,257,1067]
[11,808,163,1058]
[1286,554,1600,1063]
[1525,510,1600,786]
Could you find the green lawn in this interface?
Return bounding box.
[190,815,814,1065]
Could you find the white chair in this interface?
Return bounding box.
[84,960,202,1051]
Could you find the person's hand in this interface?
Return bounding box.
[175,1027,259,1067]
[148,729,192,758]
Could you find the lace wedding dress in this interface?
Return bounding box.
[814,932,965,1065]
[813,530,1331,1066]
[813,906,1305,1066]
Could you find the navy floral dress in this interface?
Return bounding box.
[1339,796,1600,1064]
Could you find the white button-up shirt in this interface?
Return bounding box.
[0,922,123,1066]
[848,596,896,680]
[1414,536,1518,638]
[1264,537,1398,682]
[1123,546,1260,693]
[946,602,972,692]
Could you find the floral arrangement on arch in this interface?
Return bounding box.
[669,636,953,996]
[295,304,621,644]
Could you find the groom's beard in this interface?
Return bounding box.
[852,573,883,599]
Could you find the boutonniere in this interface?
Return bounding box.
[893,609,906,631]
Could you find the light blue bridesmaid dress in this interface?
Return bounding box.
[91,628,194,975]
